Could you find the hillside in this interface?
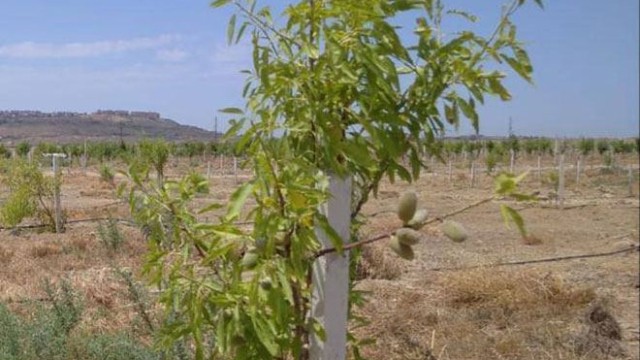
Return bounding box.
[0,110,218,144]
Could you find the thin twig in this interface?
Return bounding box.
[428,244,639,272]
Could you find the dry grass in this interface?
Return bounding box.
[30,242,63,258]
[441,268,596,310]
[355,243,405,280]
[353,269,628,360]
[0,244,14,263]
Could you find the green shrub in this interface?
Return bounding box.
[0,303,22,359]
[0,158,58,229]
[485,150,499,174]
[97,218,125,253]
[99,164,115,184]
[69,333,159,360]
[0,280,163,360]
[0,144,10,159]
[15,141,30,158]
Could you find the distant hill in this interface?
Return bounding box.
[0,110,219,144]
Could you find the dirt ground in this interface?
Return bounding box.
[0,153,638,359]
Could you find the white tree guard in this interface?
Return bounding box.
[311,175,352,360]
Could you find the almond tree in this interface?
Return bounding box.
[126,0,541,358]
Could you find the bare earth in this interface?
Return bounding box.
[0,154,638,359]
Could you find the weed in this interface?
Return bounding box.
[97,218,125,253]
[0,303,22,359]
[0,280,162,360]
[43,278,83,335]
[99,164,115,185]
[115,267,155,334]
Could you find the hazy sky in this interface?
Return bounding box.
[0,1,638,137]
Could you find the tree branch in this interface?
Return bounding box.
[314,196,494,259]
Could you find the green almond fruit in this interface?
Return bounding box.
[441,220,468,243]
[259,277,273,290]
[395,228,422,246]
[397,191,418,224]
[389,235,415,260]
[228,243,244,261]
[407,208,429,230]
[241,250,259,269]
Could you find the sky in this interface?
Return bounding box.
[0,0,638,138]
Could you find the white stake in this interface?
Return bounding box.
[537,154,542,181]
[576,156,582,184]
[557,153,565,209]
[311,175,351,360]
[628,166,634,197]
[54,156,62,233]
[233,157,238,183]
[469,160,476,188]
[83,140,88,174]
[44,153,66,233]
[509,149,515,173]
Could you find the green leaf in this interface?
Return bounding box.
[312,318,326,342]
[252,315,279,356]
[495,173,516,195]
[501,54,532,83]
[500,204,527,237]
[316,213,344,254]
[211,0,231,8]
[226,181,254,221]
[513,171,529,184]
[227,14,236,45]
[236,22,248,44]
[457,97,479,132]
[219,107,244,115]
[444,103,459,126]
[488,77,512,101]
[447,9,478,22]
[301,42,319,59]
[198,202,224,214]
[222,118,246,142]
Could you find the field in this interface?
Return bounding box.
[0,152,638,359]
